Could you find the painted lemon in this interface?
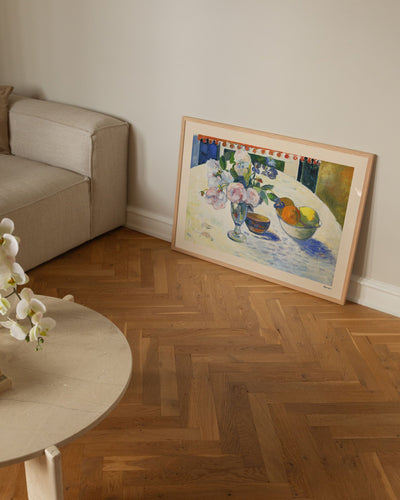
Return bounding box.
[299,206,319,227]
[281,205,301,225]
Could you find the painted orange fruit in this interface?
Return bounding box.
[280,197,295,207]
[281,205,301,225]
[275,197,295,215]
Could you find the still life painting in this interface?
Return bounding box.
[172,117,374,303]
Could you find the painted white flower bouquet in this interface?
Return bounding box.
[201,149,279,211]
[200,149,280,242]
[0,218,56,350]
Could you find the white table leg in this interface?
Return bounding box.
[24,446,64,500]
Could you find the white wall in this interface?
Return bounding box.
[1,0,399,314]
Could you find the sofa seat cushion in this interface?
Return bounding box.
[0,154,91,270]
[0,154,88,214]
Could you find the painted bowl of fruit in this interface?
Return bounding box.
[276,200,321,240]
[245,212,271,235]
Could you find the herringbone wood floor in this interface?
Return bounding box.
[1,228,400,499]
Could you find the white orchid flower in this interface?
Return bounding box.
[0,318,28,340]
[16,288,46,320]
[0,218,14,236]
[0,218,56,350]
[0,217,18,258]
[0,259,12,289]
[29,312,56,342]
[0,233,19,257]
[0,261,29,290]
[0,296,11,316]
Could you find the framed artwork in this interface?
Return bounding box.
[172,117,374,304]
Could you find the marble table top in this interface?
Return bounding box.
[0,296,132,466]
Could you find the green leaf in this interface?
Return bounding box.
[230,167,238,180]
[259,191,269,204]
[261,184,274,191]
[267,192,278,201]
[244,169,252,186]
[219,156,226,170]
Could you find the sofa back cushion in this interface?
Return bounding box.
[0,85,13,154]
[8,95,125,177]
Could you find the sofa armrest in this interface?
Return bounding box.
[8,95,129,237]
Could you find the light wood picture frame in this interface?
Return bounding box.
[172,117,374,304]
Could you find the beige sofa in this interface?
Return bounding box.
[0,95,128,270]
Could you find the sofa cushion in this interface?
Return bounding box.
[9,95,126,177]
[0,85,13,154]
[0,155,91,270]
[0,154,88,215]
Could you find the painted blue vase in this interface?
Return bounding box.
[227,202,248,242]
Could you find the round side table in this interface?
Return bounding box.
[0,296,132,500]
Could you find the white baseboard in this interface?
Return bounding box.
[347,275,400,318]
[125,205,173,242]
[125,205,400,318]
